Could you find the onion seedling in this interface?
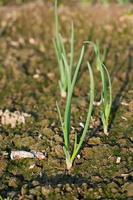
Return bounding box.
[53,0,74,98]
[54,1,95,169]
[93,43,112,135]
[84,41,112,135]
[56,50,95,169]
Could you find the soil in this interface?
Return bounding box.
[0,1,133,199]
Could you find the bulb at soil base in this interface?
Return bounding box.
[66,158,72,170]
[104,125,109,136]
[61,90,67,98]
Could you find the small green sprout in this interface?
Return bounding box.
[93,43,112,135]
[53,0,74,98]
[57,53,95,169]
[84,41,112,135]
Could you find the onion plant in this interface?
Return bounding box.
[93,43,112,135]
[84,41,112,135]
[54,0,95,169]
[53,0,74,98]
[56,56,94,169]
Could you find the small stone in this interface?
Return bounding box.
[57,184,62,188]
[47,72,55,80]
[79,122,84,128]
[33,74,39,79]
[65,184,72,192]
[77,154,81,159]
[116,157,121,164]
[32,180,39,187]
[21,184,28,195]
[33,151,46,160]
[54,187,61,193]
[41,186,51,196]
[29,164,35,169]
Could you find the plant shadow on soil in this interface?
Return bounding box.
[110,46,133,125]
